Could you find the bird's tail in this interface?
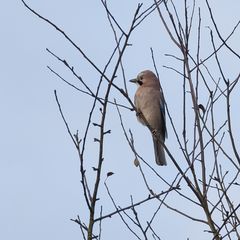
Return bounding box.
[152,136,166,166]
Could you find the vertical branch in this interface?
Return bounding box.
[101,0,128,94]
[87,5,142,239]
[226,83,240,165]
[153,0,181,48]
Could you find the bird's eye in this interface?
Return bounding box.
[137,80,143,85]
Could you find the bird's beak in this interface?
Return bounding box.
[129,78,137,83]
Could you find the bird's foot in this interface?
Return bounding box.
[152,129,158,138]
[136,111,144,119]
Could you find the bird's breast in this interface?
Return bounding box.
[134,87,162,129]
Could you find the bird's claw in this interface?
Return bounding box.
[136,111,143,118]
[152,129,158,138]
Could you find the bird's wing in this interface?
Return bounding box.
[160,90,167,139]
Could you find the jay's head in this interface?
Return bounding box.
[130,70,160,88]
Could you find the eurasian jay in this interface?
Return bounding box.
[130,70,167,166]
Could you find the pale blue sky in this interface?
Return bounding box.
[1,1,240,239]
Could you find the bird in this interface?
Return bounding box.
[130,70,167,166]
